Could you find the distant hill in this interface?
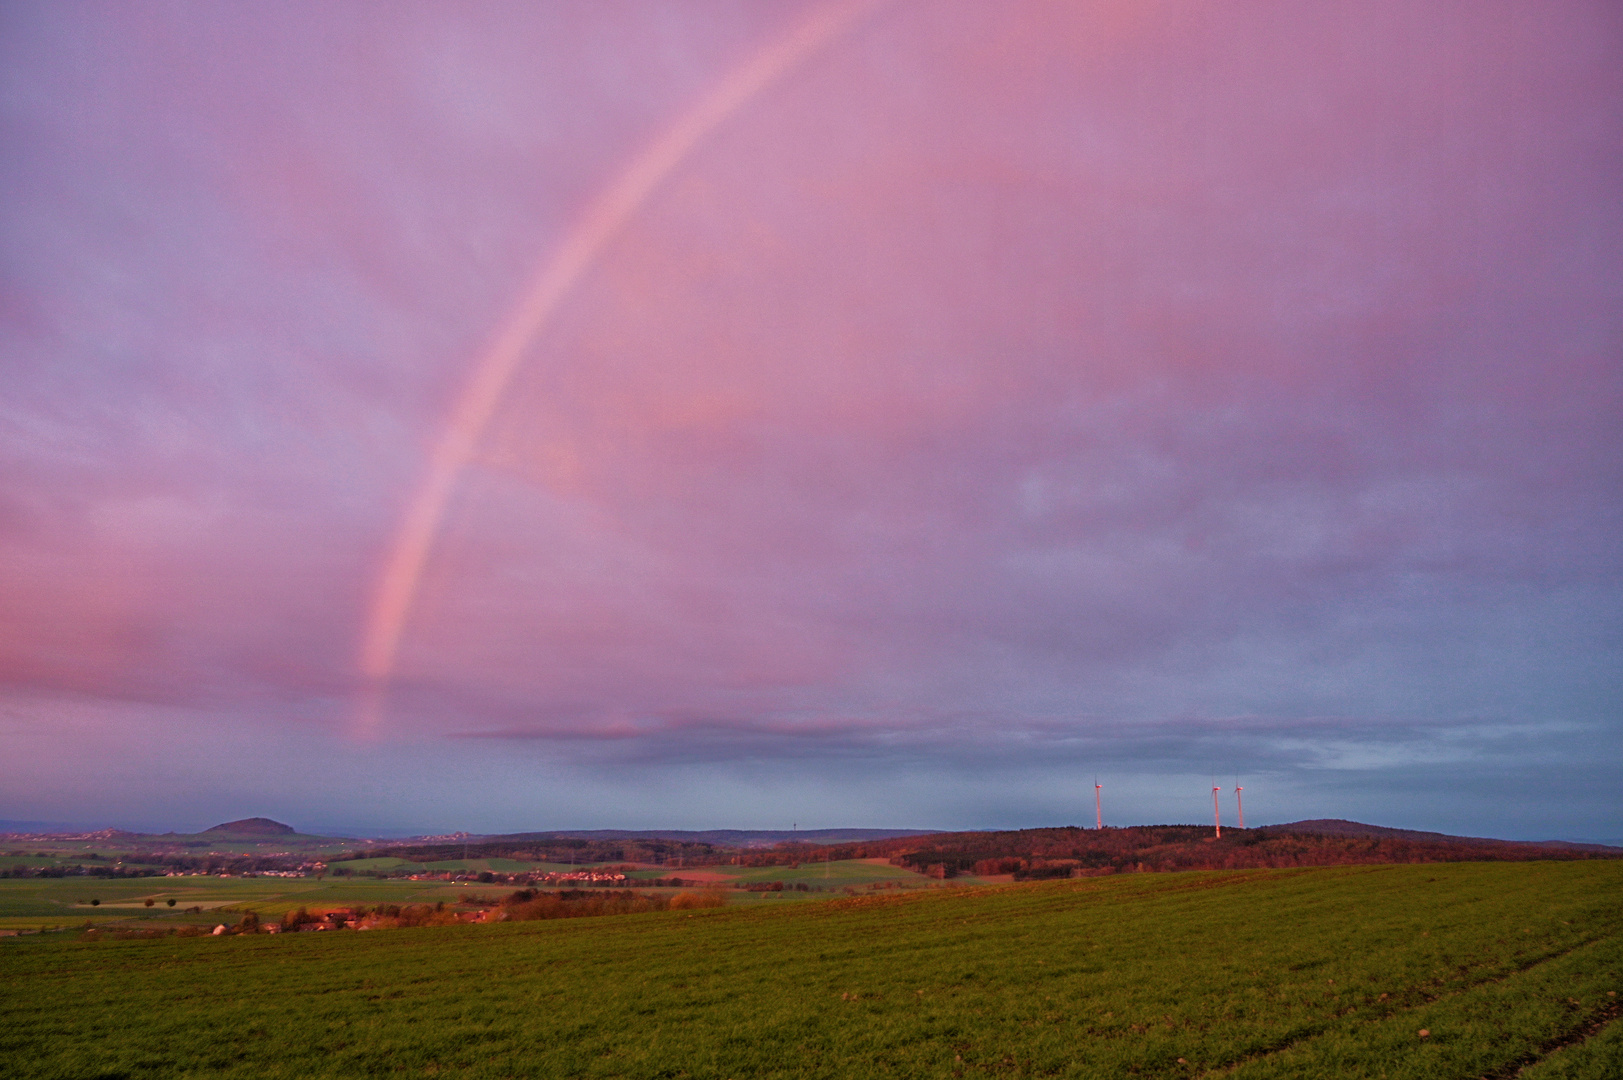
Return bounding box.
[1277,818,1477,843]
[720,822,1623,878]
[203,817,296,836]
[502,828,939,848]
[350,828,940,866]
[352,821,1623,877]
[1275,819,1623,853]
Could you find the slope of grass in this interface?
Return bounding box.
[1,862,1618,1078]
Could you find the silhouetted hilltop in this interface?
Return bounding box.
[203,817,295,836]
[1277,818,1471,843]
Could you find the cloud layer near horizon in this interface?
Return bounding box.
[2,1,1619,837]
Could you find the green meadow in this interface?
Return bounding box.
[2,861,1619,1079]
[0,858,946,931]
[0,875,489,932]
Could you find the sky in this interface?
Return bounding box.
[2,1,1619,841]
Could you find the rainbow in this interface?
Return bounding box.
[356,0,887,735]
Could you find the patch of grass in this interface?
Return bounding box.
[0,862,1618,1078]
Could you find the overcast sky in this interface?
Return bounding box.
[2,1,1619,840]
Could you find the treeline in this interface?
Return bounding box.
[494,887,727,920]
[124,852,313,873]
[333,836,724,866]
[279,904,461,931]
[735,826,1622,878]
[221,889,731,937]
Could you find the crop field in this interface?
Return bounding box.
[2,861,1619,1078]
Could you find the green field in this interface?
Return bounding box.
[0,858,946,930]
[2,862,1619,1078]
[0,876,506,931]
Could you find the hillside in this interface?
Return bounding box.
[201,818,296,836]
[732,823,1623,878]
[1276,818,1623,852]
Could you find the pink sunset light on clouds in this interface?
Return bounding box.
[1,1,1619,839]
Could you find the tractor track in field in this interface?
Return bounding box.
[1195,930,1618,1079]
[1498,1001,1623,1078]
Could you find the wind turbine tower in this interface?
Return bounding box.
[1212,781,1222,839]
[1095,777,1103,830]
[1235,782,1245,830]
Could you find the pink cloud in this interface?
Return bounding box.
[0,1,1617,833]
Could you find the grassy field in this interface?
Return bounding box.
[0,858,944,930]
[2,861,1619,1078]
[0,876,505,932]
